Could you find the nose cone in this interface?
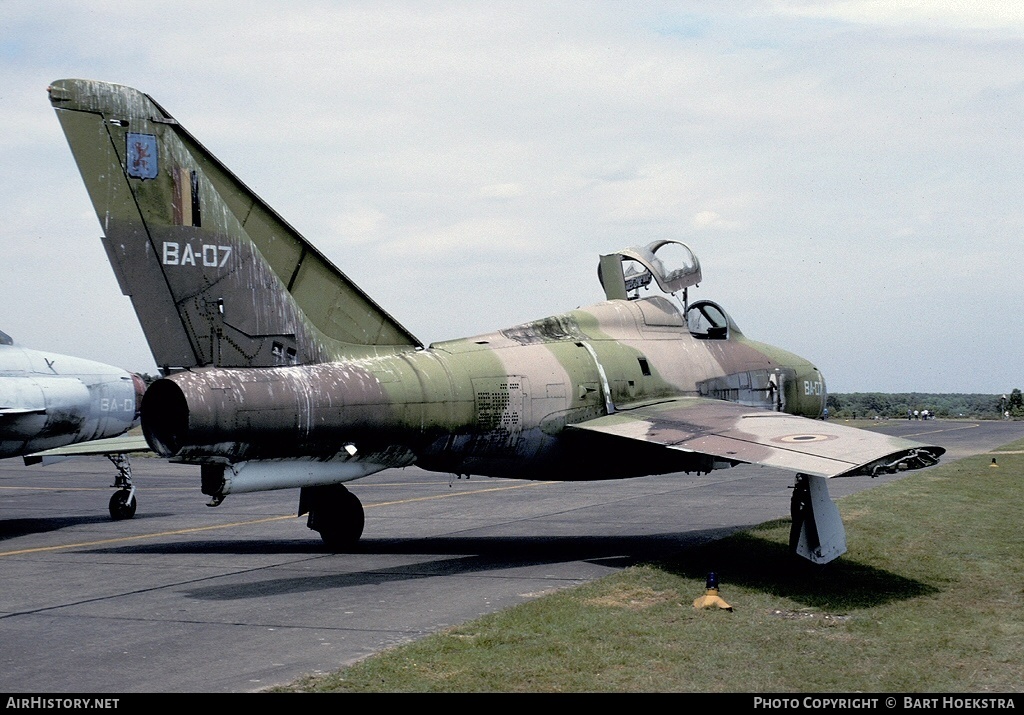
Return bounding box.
[799,368,827,418]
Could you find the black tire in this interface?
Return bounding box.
[309,485,364,552]
[108,490,137,520]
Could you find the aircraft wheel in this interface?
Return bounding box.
[108,489,137,520]
[309,485,364,552]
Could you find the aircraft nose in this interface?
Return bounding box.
[806,368,827,417]
[789,365,827,418]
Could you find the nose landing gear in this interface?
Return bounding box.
[106,453,137,520]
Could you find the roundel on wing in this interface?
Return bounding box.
[774,433,838,444]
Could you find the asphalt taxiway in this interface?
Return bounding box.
[1,419,1022,693]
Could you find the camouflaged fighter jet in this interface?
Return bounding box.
[0,329,148,518]
[49,79,944,564]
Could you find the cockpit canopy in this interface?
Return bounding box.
[598,241,740,339]
[686,300,735,339]
[598,240,702,300]
[0,330,12,346]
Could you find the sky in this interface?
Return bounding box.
[1,1,1021,394]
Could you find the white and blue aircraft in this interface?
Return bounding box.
[0,329,148,518]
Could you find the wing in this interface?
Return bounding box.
[567,397,943,478]
[23,434,152,465]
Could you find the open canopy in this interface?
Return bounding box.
[598,240,702,300]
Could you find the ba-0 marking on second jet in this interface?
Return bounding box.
[48,79,943,563]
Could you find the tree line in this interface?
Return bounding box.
[826,389,1022,420]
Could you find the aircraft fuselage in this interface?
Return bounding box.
[0,342,143,458]
[143,296,825,487]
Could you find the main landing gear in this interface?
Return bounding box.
[106,453,137,520]
[788,472,847,564]
[299,483,365,552]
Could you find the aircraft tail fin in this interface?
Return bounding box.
[49,79,420,372]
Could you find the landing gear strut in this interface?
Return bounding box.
[788,472,847,564]
[106,453,137,520]
[300,484,365,551]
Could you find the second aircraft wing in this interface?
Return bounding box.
[22,433,152,465]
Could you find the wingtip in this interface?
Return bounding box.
[838,445,945,478]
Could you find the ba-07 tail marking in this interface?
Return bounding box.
[161,242,232,268]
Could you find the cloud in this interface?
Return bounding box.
[480,183,524,200]
[2,1,1022,391]
[772,0,1024,33]
[692,210,745,231]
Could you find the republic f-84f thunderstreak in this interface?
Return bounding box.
[49,79,943,564]
[0,329,147,518]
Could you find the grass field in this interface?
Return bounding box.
[275,438,1024,693]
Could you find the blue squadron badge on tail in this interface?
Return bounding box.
[126,132,158,180]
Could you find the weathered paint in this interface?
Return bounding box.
[50,79,944,559]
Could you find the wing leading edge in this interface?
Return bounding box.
[568,397,944,478]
